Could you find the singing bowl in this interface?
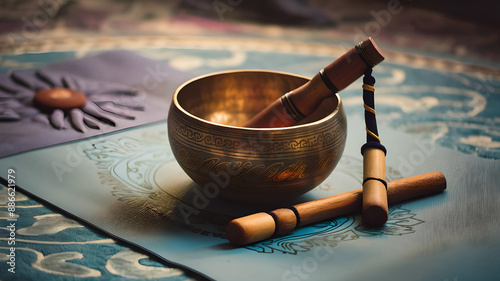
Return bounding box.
[167,70,347,203]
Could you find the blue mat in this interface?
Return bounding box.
[1,41,499,280]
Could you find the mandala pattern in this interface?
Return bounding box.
[246,206,424,254]
[83,129,425,256]
[84,131,233,231]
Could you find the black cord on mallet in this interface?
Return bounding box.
[360,68,388,227]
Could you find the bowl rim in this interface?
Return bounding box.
[172,69,343,131]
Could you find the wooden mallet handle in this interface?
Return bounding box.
[226,171,446,246]
[362,147,388,227]
[360,69,388,227]
[244,37,384,128]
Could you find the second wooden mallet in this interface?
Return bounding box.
[360,68,388,227]
[226,171,446,246]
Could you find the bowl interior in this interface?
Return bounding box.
[175,70,339,127]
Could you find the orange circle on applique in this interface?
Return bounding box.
[34,88,87,110]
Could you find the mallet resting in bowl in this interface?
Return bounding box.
[244,37,384,128]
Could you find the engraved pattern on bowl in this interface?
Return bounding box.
[167,70,347,203]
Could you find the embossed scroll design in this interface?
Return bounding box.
[168,108,346,156]
[167,108,346,186]
[246,206,424,255]
[243,156,423,255]
[85,133,425,255]
[170,142,339,185]
[84,132,233,230]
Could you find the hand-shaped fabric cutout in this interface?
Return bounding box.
[0,69,145,133]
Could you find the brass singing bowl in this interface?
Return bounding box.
[167,70,347,203]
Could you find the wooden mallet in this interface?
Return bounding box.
[226,171,446,246]
[360,69,388,227]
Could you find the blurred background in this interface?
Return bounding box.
[0,0,499,62]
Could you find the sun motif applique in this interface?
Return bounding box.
[0,69,145,133]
